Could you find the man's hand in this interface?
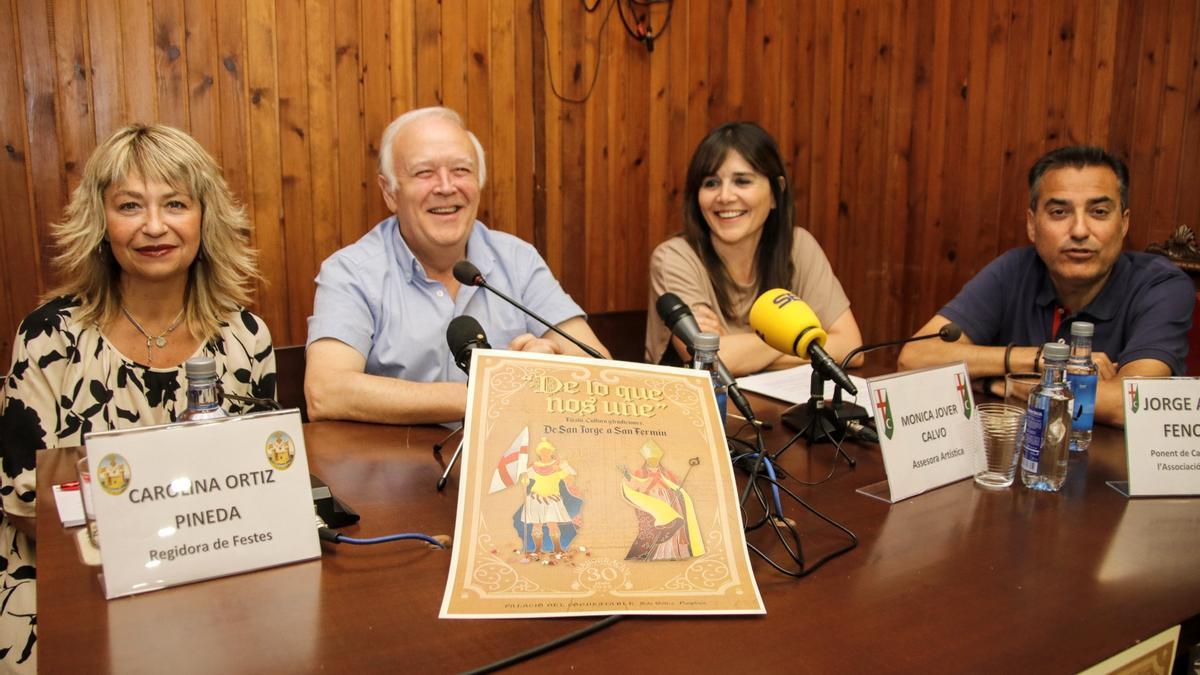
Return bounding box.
[1092,352,1118,379]
[508,333,561,354]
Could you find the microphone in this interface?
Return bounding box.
[655,293,758,423]
[748,289,857,396]
[446,315,491,374]
[453,260,606,360]
[838,322,962,371]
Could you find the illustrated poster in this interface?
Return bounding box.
[440,350,765,618]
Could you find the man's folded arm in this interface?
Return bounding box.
[897,314,1041,376]
[304,338,467,425]
[1095,358,1170,427]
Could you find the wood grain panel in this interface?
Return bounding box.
[2,0,1200,354]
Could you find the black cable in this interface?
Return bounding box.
[580,0,602,10]
[465,615,624,674]
[536,0,618,104]
[743,474,859,578]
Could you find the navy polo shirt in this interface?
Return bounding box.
[940,247,1194,374]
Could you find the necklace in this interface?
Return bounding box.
[121,306,185,363]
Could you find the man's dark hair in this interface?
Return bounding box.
[1028,145,1129,212]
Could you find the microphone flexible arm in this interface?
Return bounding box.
[455,262,607,360]
[831,324,961,406]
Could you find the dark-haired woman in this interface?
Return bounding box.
[646,122,863,374]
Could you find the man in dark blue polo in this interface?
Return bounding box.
[899,146,1193,425]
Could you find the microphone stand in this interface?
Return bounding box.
[434,423,464,491]
[773,368,859,468]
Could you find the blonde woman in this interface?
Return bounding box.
[0,124,275,670]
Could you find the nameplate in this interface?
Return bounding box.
[84,409,320,599]
[1117,377,1200,497]
[859,362,981,503]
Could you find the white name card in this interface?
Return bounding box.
[1119,377,1200,497]
[860,362,981,503]
[84,409,320,599]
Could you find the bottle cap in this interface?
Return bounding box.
[1042,342,1070,362]
[1069,321,1094,337]
[692,332,720,352]
[185,356,218,380]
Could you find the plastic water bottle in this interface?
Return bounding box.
[1020,342,1073,492]
[1066,321,1098,452]
[179,356,229,421]
[692,332,728,427]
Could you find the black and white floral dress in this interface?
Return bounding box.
[0,296,276,672]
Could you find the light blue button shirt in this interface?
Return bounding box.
[307,217,585,384]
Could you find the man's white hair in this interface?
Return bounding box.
[378,106,487,190]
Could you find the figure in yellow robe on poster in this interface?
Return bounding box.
[619,440,705,561]
[495,435,584,556]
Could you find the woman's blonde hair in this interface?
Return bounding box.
[49,123,260,340]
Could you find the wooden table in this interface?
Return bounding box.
[37,398,1200,673]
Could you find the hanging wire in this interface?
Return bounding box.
[535,0,619,104]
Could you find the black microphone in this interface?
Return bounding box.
[828,321,965,421]
[655,293,759,423]
[837,321,962,372]
[446,315,491,374]
[453,260,606,360]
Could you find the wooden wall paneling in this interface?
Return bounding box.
[684,0,709,154]
[1064,0,1096,146]
[861,0,895,332]
[912,0,950,314]
[152,0,189,129]
[993,0,1032,257]
[1126,0,1171,249]
[805,0,832,238]
[896,0,931,327]
[959,0,993,275]
[836,0,871,301]
[581,3,609,311]
[1018,1,1052,224]
[488,0,517,237]
[414,0,442,106]
[780,0,811,230]
[603,7,630,312]
[531,0,549,260]
[466,0,493,229]
[120,0,158,122]
[977,0,1012,253]
[742,0,766,128]
[1042,1,1076,160]
[933,0,972,303]
[51,0,96,194]
[721,0,746,122]
[305,0,340,269]
[1106,0,1144,168]
[555,0,587,303]
[880,0,917,338]
[1149,0,1199,242]
[16,1,63,291]
[214,3,251,214]
[276,0,316,342]
[0,0,38,359]
[817,0,847,258]
[441,0,470,117]
[86,0,127,140]
[513,0,537,248]
[183,0,221,156]
[645,0,673,261]
[245,0,289,343]
[1175,9,1200,227]
[333,0,366,246]
[622,30,651,310]
[390,0,417,114]
[361,0,393,228]
[1087,0,1120,147]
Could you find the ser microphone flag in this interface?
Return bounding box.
[748,289,857,396]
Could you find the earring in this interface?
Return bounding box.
[96,240,107,257]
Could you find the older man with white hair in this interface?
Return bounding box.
[305,107,608,424]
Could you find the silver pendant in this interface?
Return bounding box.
[155,336,168,348]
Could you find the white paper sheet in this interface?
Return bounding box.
[735,364,873,408]
[53,483,85,528]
